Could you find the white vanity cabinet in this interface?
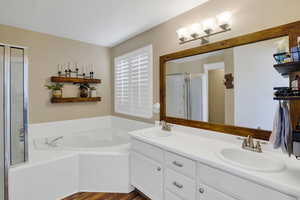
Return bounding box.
[131,151,164,200]
[130,138,297,200]
[197,183,237,200]
[197,163,296,200]
[131,139,164,200]
[165,168,196,200]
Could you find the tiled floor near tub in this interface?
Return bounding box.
[62,191,149,200]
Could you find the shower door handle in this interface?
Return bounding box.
[19,127,25,142]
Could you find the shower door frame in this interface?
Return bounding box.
[1,43,29,200]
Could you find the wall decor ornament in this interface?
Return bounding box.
[224,73,234,89]
[57,62,95,79]
[49,62,102,103]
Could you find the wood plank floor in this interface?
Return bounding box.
[62,191,150,200]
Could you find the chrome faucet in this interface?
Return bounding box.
[160,121,172,131]
[242,135,262,153]
[45,136,63,147]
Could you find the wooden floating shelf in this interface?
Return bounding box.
[274,96,300,100]
[51,97,101,103]
[51,76,101,84]
[274,61,300,76]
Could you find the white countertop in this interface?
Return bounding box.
[129,125,300,198]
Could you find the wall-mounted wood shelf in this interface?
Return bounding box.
[51,76,101,84]
[274,96,300,100]
[274,61,300,76]
[51,97,101,103]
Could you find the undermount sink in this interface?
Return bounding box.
[141,129,172,138]
[218,148,286,172]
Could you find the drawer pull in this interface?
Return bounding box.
[199,188,205,194]
[173,181,183,189]
[157,167,161,171]
[172,161,183,167]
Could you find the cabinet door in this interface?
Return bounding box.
[197,183,236,200]
[131,151,163,200]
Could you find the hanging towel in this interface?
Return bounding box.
[270,102,283,149]
[282,101,293,156]
[270,101,293,156]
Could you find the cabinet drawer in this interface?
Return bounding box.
[165,168,196,200]
[131,139,164,162]
[197,183,236,200]
[197,163,296,200]
[165,151,196,179]
[165,190,183,200]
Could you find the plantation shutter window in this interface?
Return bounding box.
[114,45,153,118]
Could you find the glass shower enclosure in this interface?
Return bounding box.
[166,73,204,121]
[0,44,28,200]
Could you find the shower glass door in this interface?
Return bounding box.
[0,44,28,200]
[10,47,27,166]
[0,45,5,200]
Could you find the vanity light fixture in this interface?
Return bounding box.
[177,11,232,45]
[176,27,190,42]
[189,23,202,38]
[217,11,232,30]
[202,18,216,35]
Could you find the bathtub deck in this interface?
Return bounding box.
[62,191,150,200]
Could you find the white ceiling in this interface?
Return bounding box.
[0,0,209,47]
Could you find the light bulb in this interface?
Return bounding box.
[202,18,216,34]
[176,27,189,41]
[189,23,202,38]
[217,11,232,29]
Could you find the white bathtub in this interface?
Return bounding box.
[34,127,131,152]
[10,116,153,200]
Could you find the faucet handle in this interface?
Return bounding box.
[247,135,254,148]
[159,120,166,126]
[247,135,252,141]
[242,138,247,148]
[255,141,262,153]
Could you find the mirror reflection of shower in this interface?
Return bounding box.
[166,73,206,121]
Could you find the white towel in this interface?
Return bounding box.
[270,101,293,156]
[270,102,283,149]
[282,101,293,156]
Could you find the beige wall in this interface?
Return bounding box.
[112,0,300,122]
[208,69,225,124]
[0,24,112,124]
[166,53,224,75]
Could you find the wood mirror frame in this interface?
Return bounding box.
[160,20,300,140]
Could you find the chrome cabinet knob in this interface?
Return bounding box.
[172,161,183,167]
[199,188,205,194]
[173,181,183,189]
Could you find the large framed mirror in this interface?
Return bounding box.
[160,21,300,140]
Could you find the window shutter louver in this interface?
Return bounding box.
[114,45,153,118]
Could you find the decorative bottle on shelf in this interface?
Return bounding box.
[89,87,97,97]
[292,75,300,90]
[79,84,89,98]
[53,89,62,98]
